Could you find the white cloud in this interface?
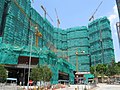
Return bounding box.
[108,5,118,25]
[108,4,120,62]
[108,5,119,36]
[109,15,117,23]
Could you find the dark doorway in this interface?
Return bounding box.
[5,56,39,85]
[6,67,28,85]
[58,71,69,84]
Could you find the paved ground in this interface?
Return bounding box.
[59,85,91,90]
[57,83,120,90]
[0,84,93,90]
[0,83,120,90]
[0,85,18,90]
[54,84,96,90]
[94,83,120,90]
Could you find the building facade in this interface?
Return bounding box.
[88,17,115,66]
[0,0,115,84]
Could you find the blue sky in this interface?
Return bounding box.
[31,0,120,62]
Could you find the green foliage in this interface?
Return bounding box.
[30,65,52,83]
[116,62,120,74]
[96,64,107,75]
[117,61,120,67]
[90,66,95,74]
[115,65,120,75]
[0,65,7,83]
[30,67,42,82]
[90,65,98,77]
[90,62,120,78]
[42,66,52,82]
[106,61,118,76]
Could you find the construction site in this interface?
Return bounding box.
[0,0,116,85]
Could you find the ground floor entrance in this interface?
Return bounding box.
[58,72,69,84]
[6,65,29,85]
[5,56,39,85]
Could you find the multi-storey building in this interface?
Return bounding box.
[88,17,115,66]
[0,0,115,84]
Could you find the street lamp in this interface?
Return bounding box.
[23,62,28,86]
[94,55,97,86]
[27,31,33,90]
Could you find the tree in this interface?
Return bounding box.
[30,65,52,85]
[116,62,120,74]
[90,65,98,77]
[30,67,42,82]
[96,64,107,75]
[0,65,7,83]
[114,65,120,75]
[96,64,107,82]
[90,66,95,75]
[90,62,120,83]
[42,65,52,82]
[106,61,118,77]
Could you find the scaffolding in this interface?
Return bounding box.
[88,17,115,65]
[0,0,115,84]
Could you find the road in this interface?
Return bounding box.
[94,83,120,90]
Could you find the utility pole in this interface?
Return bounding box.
[94,55,97,86]
[27,31,33,90]
[116,22,120,48]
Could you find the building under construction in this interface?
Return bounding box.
[0,0,115,84]
[116,0,120,48]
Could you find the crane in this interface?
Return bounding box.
[13,0,43,47]
[41,5,54,23]
[75,48,85,72]
[55,8,60,28]
[89,1,103,21]
[34,25,42,47]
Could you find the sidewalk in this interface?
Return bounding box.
[54,84,97,90]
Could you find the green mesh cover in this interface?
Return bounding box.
[0,0,115,85]
[88,17,115,65]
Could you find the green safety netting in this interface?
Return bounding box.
[88,16,115,65]
[84,74,94,84]
[0,43,19,64]
[0,0,5,27]
[0,0,115,84]
[48,65,59,84]
[0,37,2,43]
